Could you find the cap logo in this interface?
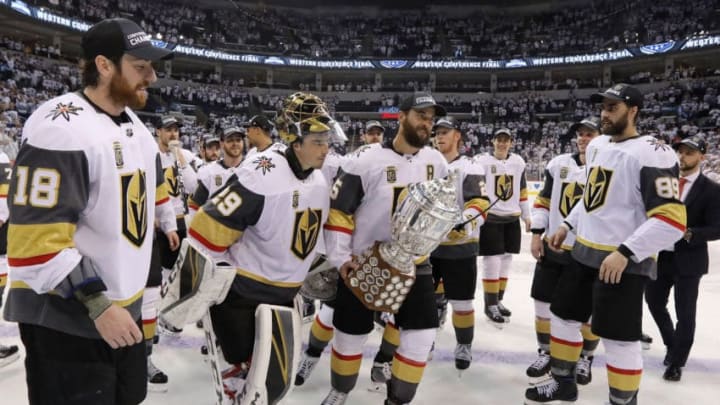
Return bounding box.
[606,88,622,96]
[415,96,434,104]
[127,31,151,47]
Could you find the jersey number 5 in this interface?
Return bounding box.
[13,166,61,208]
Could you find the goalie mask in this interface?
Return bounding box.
[276,92,347,144]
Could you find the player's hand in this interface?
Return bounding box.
[94,304,143,349]
[338,260,359,281]
[599,251,629,284]
[166,231,180,251]
[523,218,532,233]
[548,226,568,253]
[530,234,544,261]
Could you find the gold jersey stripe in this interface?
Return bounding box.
[327,208,355,232]
[236,268,303,288]
[8,223,76,263]
[189,209,242,252]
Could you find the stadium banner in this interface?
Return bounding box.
[2,2,719,70]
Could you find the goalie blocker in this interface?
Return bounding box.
[159,239,236,328]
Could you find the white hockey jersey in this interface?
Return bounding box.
[324,143,449,273]
[188,159,241,218]
[0,151,9,223]
[531,153,586,251]
[244,142,287,161]
[474,153,529,222]
[565,135,686,278]
[188,150,329,304]
[158,147,201,217]
[433,155,490,259]
[320,151,348,187]
[4,91,172,338]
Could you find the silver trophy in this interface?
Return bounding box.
[346,171,461,313]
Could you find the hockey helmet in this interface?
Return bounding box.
[276,92,347,144]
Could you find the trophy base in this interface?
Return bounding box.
[345,242,416,314]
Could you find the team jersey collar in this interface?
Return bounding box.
[385,141,420,159]
[572,152,583,166]
[284,148,315,180]
[77,91,132,127]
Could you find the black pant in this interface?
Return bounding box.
[19,322,147,405]
[645,252,702,367]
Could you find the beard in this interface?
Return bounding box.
[223,143,243,159]
[401,117,429,148]
[109,70,148,110]
[602,111,629,136]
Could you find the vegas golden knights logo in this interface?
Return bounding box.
[559,182,584,218]
[120,170,148,247]
[495,174,514,201]
[291,208,323,260]
[426,165,434,180]
[584,166,613,213]
[164,166,180,197]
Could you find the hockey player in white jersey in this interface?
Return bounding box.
[429,116,490,372]
[3,17,173,404]
[295,120,385,387]
[188,127,246,219]
[474,128,531,327]
[244,114,286,160]
[527,84,686,405]
[199,134,222,163]
[0,150,19,368]
[321,92,448,405]
[525,117,600,385]
[188,92,336,404]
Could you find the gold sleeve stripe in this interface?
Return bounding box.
[533,196,551,209]
[607,365,642,392]
[325,208,355,235]
[7,223,76,266]
[155,182,170,205]
[392,352,426,384]
[331,349,363,376]
[236,268,303,288]
[0,273,7,288]
[647,203,687,232]
[188,210,242,252]
[0,183,8,196]
[520,188,528,201]
[466,198,490,218]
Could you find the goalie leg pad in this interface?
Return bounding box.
[237,303,301,405]
[159,239,235,328]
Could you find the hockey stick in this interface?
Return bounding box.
[202,310,225,405]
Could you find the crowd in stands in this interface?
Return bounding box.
[20,0,718,60]
[2,34,719,181]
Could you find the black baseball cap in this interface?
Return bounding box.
[203,135,221,145]
[243,115,275,132]
[159,115,180,128]
[493,128,514,139]
[82,18,173,62]
[365,120,385,132]
[673,136,707,154]
[221,127,245,140]
[433,116,467,141]
[399,92,447,117]
[590,83,644,109]
[569,116,600,133]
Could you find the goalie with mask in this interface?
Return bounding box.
[170,92,342,404]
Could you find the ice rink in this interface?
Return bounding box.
[2,234,720,404]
